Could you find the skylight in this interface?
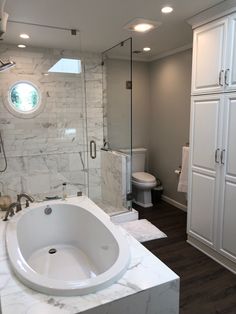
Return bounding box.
[48,58,81,74]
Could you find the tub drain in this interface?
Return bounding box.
[48,248,57,254]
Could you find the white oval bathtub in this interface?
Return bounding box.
[5,198,130,296]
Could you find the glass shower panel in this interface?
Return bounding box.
[85,38,132,215]
[83,55,104,202]
[0,43,87,200]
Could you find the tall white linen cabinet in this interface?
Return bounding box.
[187,6,236,273]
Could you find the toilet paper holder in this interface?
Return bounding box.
[174,168,181,175]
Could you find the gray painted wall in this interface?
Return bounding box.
[149,49,192,205]
[106,60,150,149]
[106,50,192,206]
[132,61,151,148]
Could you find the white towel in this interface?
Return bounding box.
[178,146,189,193]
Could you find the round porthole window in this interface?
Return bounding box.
[9,81,41,114]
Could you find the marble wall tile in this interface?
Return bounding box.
[101,150,128,210]
[0,44,104,201]
[25,174,51,195]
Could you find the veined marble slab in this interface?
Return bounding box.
[101,150,128,211]
[0,196,179,314]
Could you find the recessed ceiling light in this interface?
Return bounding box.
[17,44,26,48]
[161,6,173,14]
[124,18,161,33]
[43,73,49,76]
[134,23,154,33]
[143,47,151,52]
[20,33,30,39]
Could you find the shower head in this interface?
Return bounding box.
[0,59,15,72]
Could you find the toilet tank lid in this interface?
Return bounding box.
[132,172,156,183]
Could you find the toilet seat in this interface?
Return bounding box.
[132,172,156,184]
[132,171,157,207]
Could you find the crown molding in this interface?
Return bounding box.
[149,44,192,62]
[110,44,193,63]
[187,0,236,29]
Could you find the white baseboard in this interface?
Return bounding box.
[161,195,187,212]
[187,235,236,274]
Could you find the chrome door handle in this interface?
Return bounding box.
[90,140,96,159]
[215,148,220,163]
[225,69,230,86]
[219,70,224,86]
[220,149,225,165]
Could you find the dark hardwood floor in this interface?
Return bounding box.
[133,201,236,314]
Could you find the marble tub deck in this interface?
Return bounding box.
[0,196,179,314]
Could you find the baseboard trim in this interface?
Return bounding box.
[187,235,236,274]
[161,195,187,212]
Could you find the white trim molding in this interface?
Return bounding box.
[150,44,192,62]
[107,44,192,63]
[161,195,187,212]
[187,0,236,29]
[188,235,236,274]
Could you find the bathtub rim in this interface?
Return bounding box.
[5,197,130,296]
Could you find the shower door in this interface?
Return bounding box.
[85,38,132,215]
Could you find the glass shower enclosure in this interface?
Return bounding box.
[0,29,132,217]
[85,38,133,215]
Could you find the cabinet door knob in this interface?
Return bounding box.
[215,148,220,164]
[219,70,224,86]
[225,69,230,86]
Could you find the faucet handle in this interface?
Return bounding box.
[9,210,15,217]
[3,202,19,221]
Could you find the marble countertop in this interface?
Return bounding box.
[0,196,179,314]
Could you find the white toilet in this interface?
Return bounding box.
[132,148,157,208]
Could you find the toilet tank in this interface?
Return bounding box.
[132,148,147,173]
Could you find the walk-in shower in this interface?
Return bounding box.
[0,32,133,217]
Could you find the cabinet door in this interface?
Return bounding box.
[225,13,236,91]
[187,95,223,247]
[219,95,236,262]
[192,18,228,95]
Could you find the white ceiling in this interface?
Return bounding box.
[2,0,224,60]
